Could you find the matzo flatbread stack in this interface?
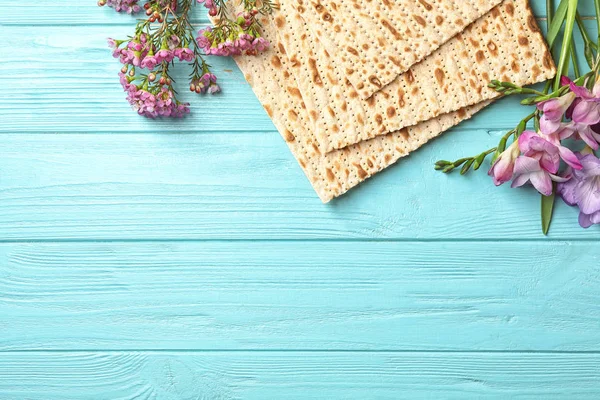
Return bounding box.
[294,0,503,99]
[227,10,489,202]
[276,0,556,153]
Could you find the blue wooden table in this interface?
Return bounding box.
[1,1,599,398]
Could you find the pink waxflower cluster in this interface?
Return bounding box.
[120,73,190,118]
[196,5,270,56]
[197,0,218,16]
[98,0,141,14]
[108,35,195,70]
[197,27,270,56]
[190,73,221,94]
[489,77,600,227]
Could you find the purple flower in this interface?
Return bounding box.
[520,130,582,170]
[556,122,600,150]
[488,140,520,186]
[564,78,600,125]
[557,152,600,228]
[511,156,568,196]
[537,92,575,135]
[518,130,560,173]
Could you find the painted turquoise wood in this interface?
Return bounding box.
[0,0,599,398]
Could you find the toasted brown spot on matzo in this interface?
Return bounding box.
[414,15,427,27]
[326,168,336,181]
[271,55,282,68]
[505,2,515,15]
[435,68,445,85]
[417,0,433,10]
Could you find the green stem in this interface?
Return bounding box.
[554,0,578,90]
[570,39,581,77]
[575,12,597,49]
[547,0,554,28]
[595,0,600,45]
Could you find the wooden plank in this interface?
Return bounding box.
[0,132,598,240]
[0,351,599,399]
[0,241,598,350]
[0,25,569,134]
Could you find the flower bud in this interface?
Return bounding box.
[97,0,107,6]
[148,73,156,82]
[159,77,166,85]
[121,65,128,74]
[190,84,196,92]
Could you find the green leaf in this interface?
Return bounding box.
[541,189,556,236]
[554,0,578,90]
[546,0,569,48]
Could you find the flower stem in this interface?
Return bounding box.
[595,0,600,45]
[554,0,578,90]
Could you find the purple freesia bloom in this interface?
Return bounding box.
[522,130,583,170]
[557,152,600,228]
[537,92,575,135]
[511,156,568,196]
[518,130,560,173]
[556,122,600,150]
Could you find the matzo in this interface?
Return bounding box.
[276,0,555,153]
[225,9,489,202]
[294,0,503,99]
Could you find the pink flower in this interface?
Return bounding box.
[511,156,568,196]
[537,92,575,135]
[564,77,600,125]
[488,140,520,186]
[140,54,158,69]
[101,0,141,13]
[556,122,600,151]
[519,130,582,170]
[252,36,270,52]
[518,130,560,173]
[174,47,194,62]
[155,48,174,63]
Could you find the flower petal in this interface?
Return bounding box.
[578,212,595,228]
[572,101,600,125]
[557,172,578,206]
[575,177,600,214]
[558,146,583,170]
[530,171,553,196]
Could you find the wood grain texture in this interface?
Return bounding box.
[0,242,599,351]
[1,25,572,134]
[1,0,600,398]
[1,352,599,399]
[0,131,598,240]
